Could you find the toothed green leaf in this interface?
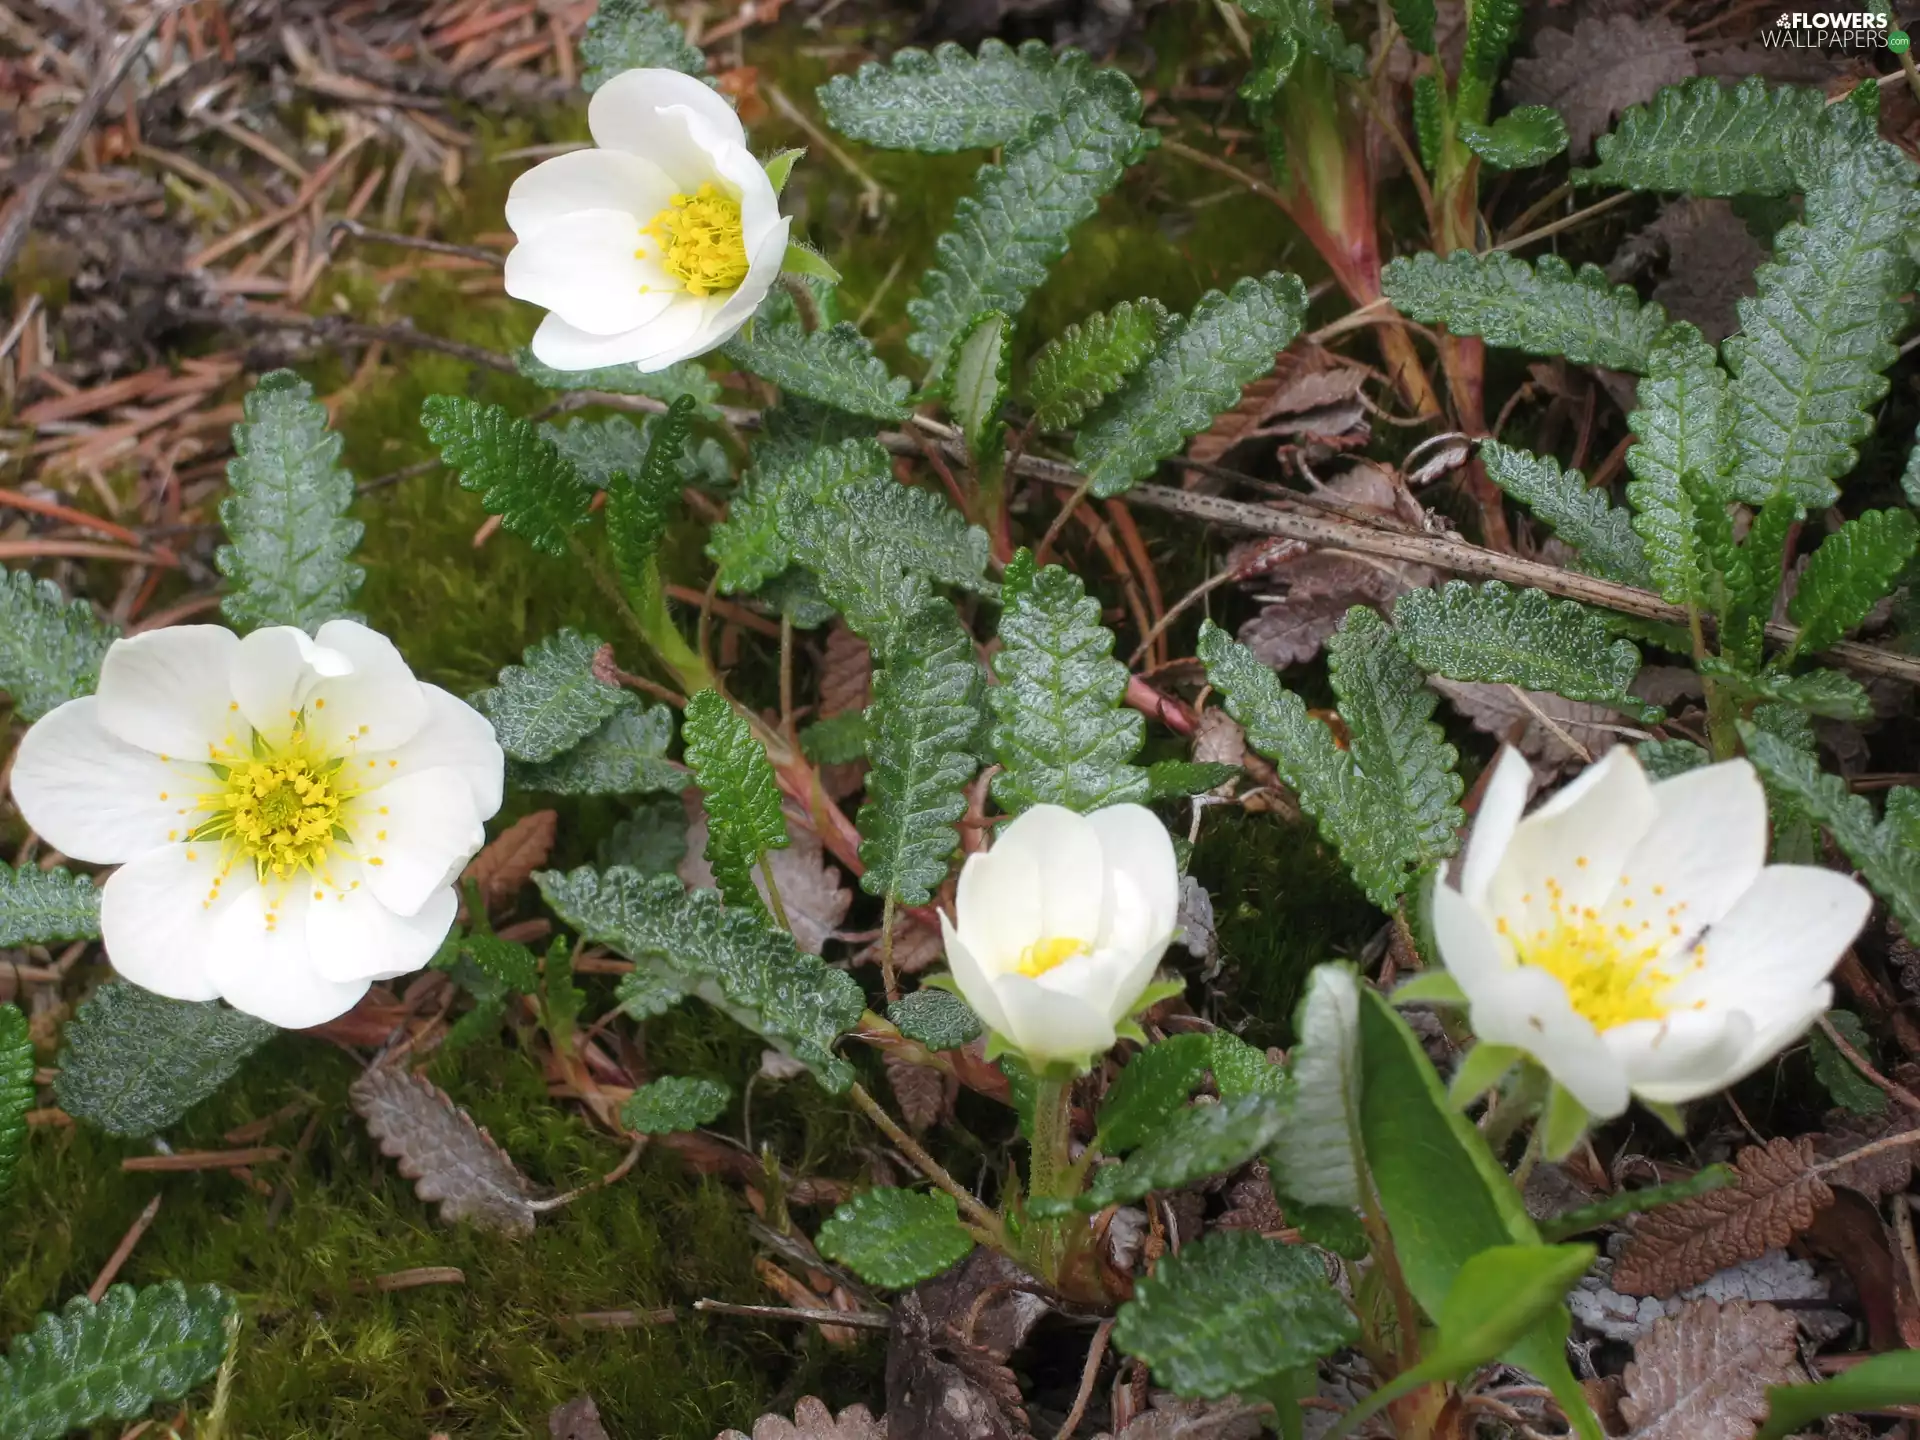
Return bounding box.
[1457,0,1521,122]
[799,712,873,766]
[0,864,100,948]
[1080,1094,1290,1211]
[513,704,685,796]
[1025,298,1168,432]
[621,1076,733,1135]
[474,629,632,764]
[682,689,789,914]
[726,319,913,422]
[1393,0,1437,52]
[1093,1033,1217,1154]
[888,989,984,1051]
[709,425,889,596]
[817,1187,974,1288]
[1146,760,1240,798]
[1809,1010,1886,1117]
[1459,106,1569,170]
[0,568,115,722]
[605,395,699,595]
[1480,440,1650,586]
[0,1005,31,1201]
[1577,77,1827,196]
[945,311,1010,460]
[216,370,363,634]
[1695,662,1872,722]
[1787,508,1919,660]
[1413,75,1444,172]
[1238,0,1364,75]
[420,396,591,558]
[818,39,1099,152]
[580,0,705,86]
[1075,273,1309,498]
[1625,324,1734,608]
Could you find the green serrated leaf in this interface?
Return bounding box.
[420,396,591,557]
[1578,77,1828,196]
[1239,0,1365,75]
[474,629,631,764]
[1113,1230,1356,1400]
[461,934,540,994]
[988,552,1148,814]
[1808,1009,1886,1117]
[1393,581,1650,716]
[1146,760,1239,799]
[888,988,985,1050]
[1240,28,1301,105]
[513,704,684,796]
[580,0,705,87]
[1094,1033,1216,1154]
[0,1005,31,1201]
[0,863,100,947]
[946,311,1010,465]
[1459,106,1569,170]
[1626,324,1734,607]
[621,1076,733,1135]
[216,369,363,634]
[0,569,115,722]
[1787,509,1919,660]
[1695,662,1871,722]
[1902,425,1920,509]
[1720,488,1801,674]
[818,39,1098,152]
[726,317,912,422]
[1725,138,1920,507]
[1383,251,1667,374]
[683,690,788,913]
[1538,1164,1734,1241]
[1479,440,1650,586]
[1637,738,1709,780]
[817,1186,974,1288]
[600,795,687,875]
[1208,1031,1289,1102]
[514,347,722,414]
[799,712,873,766]
[710,426,890,596]
[0,1281,237,1440]
[1026,298,1167,432]
[1393,0,1437,51]
[605,396,699,594]
[1270,963,1363,1208]
[1328,607,1465,874]
[1413,74,1444,173]
[539,867,865,1089]
[858,603,983,906]
[1457,0,1521,122]
[1081,1094,1288,1211]
[1076,273,1309,498]
[907,73,1153,373]
[55,984,277,1137]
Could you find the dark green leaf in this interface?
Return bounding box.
[621,1076,732,1135]
[1457,0,1521,121]
[1238,0,1364,75]
[888,989,985,1050]
[710,430,890,596]
[474,629,631,764]
[1636,738,1710,781]
[0,863,99,948]
[1459,106,1569,170]
[1695,662,1872,723]
[599,795,688,876]
[1026,298,1168,431]
[726,319,913,422]
[1094,1033,1216,1153]
[1578,77,1828,196]
[605,395,698,592]
[1626,324,1734,607]
[1145,760,1239,799]
[513,704,684,796]
[1480,440,1650,586]
[0,1005,31,1201]
[1756,1349,1920,1440]
[580,0,705,87]
[1080,1094,1288,1210]
[682,689,789,914]
[1413,75,1444,172]
[460,935,540,995]
[1788,509,1919,659]
[1809,1010,1887,1117]
[817,1187,973,1288]
[1538,1164,1735,1241]
[55,985,277,1137]
[799,712,872,766]
[1393,0,1436,52]
[0,568,115,722]
[817,39,1097,153]
[420,396,591,557]
[216,369,363,634]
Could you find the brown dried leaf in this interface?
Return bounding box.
[1188,359,1369,466]
[888,1284,1032,1440]
[1814,1110,1919,1202]
[350,1066,539,1237]
[550,1395,612,1440]
[1644,200,1766,346]
[1613,1138,1834,1297]
[1618,1299,1803,1440]
[1192,708,1246,772]
[1428,677,1623,773]
[1507,15,1697,156]
[680,802,851,954]
[853,918,945,976]
[716,1397,886,1440]
[1240,554,1422,669]
[819,623,873,717]
[464,809,557,911]
[1098,1394,1270,1440]
[887,1054,951,1132]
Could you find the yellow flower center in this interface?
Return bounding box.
[194,734,353,882]
[640,183,749,298]
[1502,872,1704,1031]
[1014,936,1091,979]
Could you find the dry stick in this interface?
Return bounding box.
[1811,1126,1920,1180]
[570,1307,679,1329]
[0,10,169,280]
[1817,1014,1920,1115]
[526,1134,647,1213]
[88,1195,163,1302]
[692,1299,892,1331]
[122,1147,287,1172]
[327,218,504,266]
[846,1081,1003,1239]
[357,1266,466,1293]
[180,308,519,375]
[1055,1318,1115,1440]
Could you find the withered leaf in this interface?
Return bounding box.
[1643,200,1766,347]
[1814,1109,1919,1203]
[681,800,851,954]
[1191,708,1246,773]
[465,809,558,911]
[1098,1394,1270,1440]
[1613,1137,1833,1297]
[887,1054,951,1132]
[1428,676,1622,773]
[1618,1299,1802,1440]
[820,623,873,718]
[350,1065,539,1237]
[1188,361,1368,467]
[853,918,946,976]
[551,1395,613,1440]
[1507,15,1697,156]
[716,1397,885,1440]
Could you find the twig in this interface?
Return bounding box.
[692,1299,891,1330]
[328,219,504,266]
[122,1147,286,1172]
[761,83,888,219]
[1812,1126,1920,1179]
[180,308,519,374]
[0,11,169,280]
[1055,1318,1114,1440]
[570,1307,679,1328]
[354,1266,466,1293]
[527,1134,647,1211]
[846,1082,1004,1240]
[1491,190,1637,254]
[88,1195,162,1302]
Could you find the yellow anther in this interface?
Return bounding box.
[640,183,749,297]
[1013,935,1091,979]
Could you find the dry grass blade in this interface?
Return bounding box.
[350,1065,539,1237]
[715,1397,885,1440]
[464,808,558,910]
[1614,1137,1834,1297]
[1618,1299,1802,1440]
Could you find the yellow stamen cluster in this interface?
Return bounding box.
[1501,871,1703,1031]
[1014,936,1090,979]
[640,183,749,297]
[196,742,349,882]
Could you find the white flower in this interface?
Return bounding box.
[941,804,1180,1072]
[504,68,791,374]
[1434,746,1871,1120]
[11,622,504,1029]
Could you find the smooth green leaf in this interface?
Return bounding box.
[1459,106,1569,170]
[726,318,912,422]
[1788,509,1919,659]
[888,989,985,1050]
[580,0,705,87]
[605,395,698,592]
[682,689,788,913]
[989,552,1148,814]
[1026,298,1167,431]
[514,348,722,414]
[0,1005,31,1201]
[1393,581,1651,715]
[816,1187,973,1288]
[55,985,277,1137]
[420,396,591,557]
[1756,1349,1920,1440]
[0,568,114,722]
[1113,1230,1357,1400]
[1457,0,1521,121]
[0,1281,236,1440]
[1625,324,1733,607]
[1578,77,1828,196]
[1809,1009,1887,1117]
[1383,251,1667,374]
[858,603,983,906]
[799,712,872,766]
[780,240,838,281]
[818,39,1096,152]
[1539,1164,1735,1241]
[1269,963,1363,1208]
[621,1076,732,1135]
[1094,1033,1216,1153]
[907,74,1154,372]
[1076,274,1309,498]
[1080,1094,1287,1211]
[474,629,631,764]
[0,864,99,948]
[513,704,684,796]
[216,369,362,634]
[1146,760,1239,799]
[946,311,1010,462]
[1448,1042,1522,1109]
[1479,440,1650,586]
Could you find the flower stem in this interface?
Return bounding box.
[1029,1076,1077,1204]
[846,1082,1005,1244]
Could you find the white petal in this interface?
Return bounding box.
[589,69,746,175]
[1460,746,1532,908]
[530,309,691,372]
[1431,881,1515,993]
[307,879,456,984]
[954,847,1045,974]
[305,621,431,754]
[97,844,233,1002]
[1679,984,1833,1103]
[710,144,782,258]
[1468,965,1630,1118]
[203,885,366,1028]
[702,216,791,341]
[992,973,1118,1067]
[940,913,1011,1035]
[1597,760,1767,946]
[1665,865,1870,1009]
[230,626,353,749]
[991,805,1107,950]
[1606,1008,1754,1104]
[349,767,485,917]
[1085,803,1180,942]
[619,293,726,370]
[1485,745,1657,942]
[367,684,506,821]
[95,625,242,759]
[11,699,212,863]
[504,209,682,336]
[504,147,678,241]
